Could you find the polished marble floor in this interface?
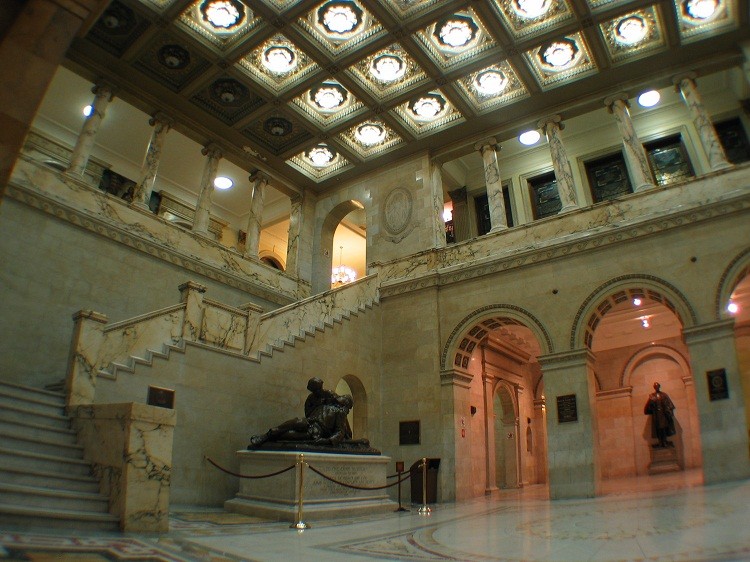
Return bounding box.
[2,471,750,562]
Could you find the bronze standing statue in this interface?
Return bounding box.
[644,382,676,448]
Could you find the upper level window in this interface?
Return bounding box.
[585,151,633,203]
[644,134,694,186]
[714,117,750,164]
[475,182,513,234]
[528,172,560,219]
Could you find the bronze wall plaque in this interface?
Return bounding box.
[707,369,729,401]
[556,394,578,423]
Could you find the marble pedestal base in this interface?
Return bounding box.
[648,446,680,475]
[225,451,396,522]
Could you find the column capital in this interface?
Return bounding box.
[201,143,223,159]
[440,369,473,388]
[474,137,499,152]
[672,71,698,90]
[149,112,174,128]
[448,186,467,203]
[537,114,563,130]
[248,170,270,185]
[604,92,630,112]
[289,192,304,205]
[91,83,114,101]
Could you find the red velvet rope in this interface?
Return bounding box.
[205,456,296,479]
[307,463,415,491]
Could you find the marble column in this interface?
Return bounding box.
[286,193,303,277]
[474,138,508,232]
[605,93,656,192]
[537,349,600,499]
[674,73,732,171]
[448,187,470,242]
[683,320,750,484]
[429,159,447,249]
[0,0,111,191]
[67,83,114,177]
[538,116,578,213]
[482,372,499,495]
[132,112,173,209]
[193,144,222,236]
[440,369,474,502]
[244,172,268,258]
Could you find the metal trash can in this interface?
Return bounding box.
[410,458,440,504]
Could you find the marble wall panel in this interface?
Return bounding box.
[201,300,248,352]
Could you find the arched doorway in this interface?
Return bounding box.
[313,200,366,293]
[335,375,368,440]
[493,383,520,488]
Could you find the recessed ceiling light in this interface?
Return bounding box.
[633,298,642,306]
[82,105,93,117]
[615,15,649,46]
[519,130,541,145]
[727,301,739,314]
[638,90,660,107]
[355,123,386,146]
[262,46,297,74]
[474,70,508,95]
[685,0,719,20]
[214,176,233,190]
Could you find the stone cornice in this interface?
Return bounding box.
[5,179,297,307]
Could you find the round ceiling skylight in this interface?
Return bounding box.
[311,84,348,111]
[306,144,337,167]
[637,90,660,107]
[370,54,406,82]
[355,123,386,146]
[262,46,297,74]
[614,15,649,45]
[409,94,446,120]
[684,0,719,20]
[318,1,363,35]
[512,0,552,19]
[200,0,246,30]
[214,176,233,190]
[474,70,508,95]
[519,130,541,145]
[436,16,478,48]
[541,39,578,68]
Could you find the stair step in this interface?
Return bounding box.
[0,429,83,459]
[0,482,109,513]
[0,403,71,430]
[0,503,119,532]
[0,465,100,494]
[0,415,77,443]
[0,447,93,477]
[0,380,65,402]
[0,391,65,417]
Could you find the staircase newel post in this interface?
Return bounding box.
[66,310,108,408]
[179,281,207,343]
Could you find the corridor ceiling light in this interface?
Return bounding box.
[633,298,642,306]
[82,105,93,117]
[519,130,541,145]
[638,90,660,107]
[214,176,233,189]
[727,301,739,314]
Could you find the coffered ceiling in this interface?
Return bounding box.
[65,0,749,194]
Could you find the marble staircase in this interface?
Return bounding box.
[0,380,119,531]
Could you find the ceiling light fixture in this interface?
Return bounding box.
[214,176,233,190]
[200,0,245,30]
[262,46,297,74]
[684,0,719,20]
[410,94,445,120]
[474,70,508,95]
[82,105,93,117]
[331,245,357,286]
[519,130,541,145]
[638,90,660,107]
[633,298,642,306]
[641,316,650,328]
[512,0,552,19]
[615,15,649,45]
[312,85,347,111]
[306,145,336,167]
[319,1,362,35]
[370,54,406,82]
[355,123,386,146]
[437,18,476,48]
[542,40,577,68]
[727,301,739,314]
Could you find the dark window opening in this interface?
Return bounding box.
[474,183,513,235]
[528,172,560,219]
[714,117,750,164]
[585,151,633,203]
[644,134,694,186]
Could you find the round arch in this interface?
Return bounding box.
[441,305,554,372]
[716,247,750,320]
[570,275,697,351]
[312,199,366,293]
[336,374,368,440]
[620,345,692,389]
[259,250,285,271]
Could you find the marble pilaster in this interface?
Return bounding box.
[537,349,600,499]
[482,373,499,494]
[244,172,268,258]
[286,193,303,276]
[439,369,474,501]
[474,138,508,232]
[448,187,471,242]
[71,402,176,532]
[67,84,114,177]
[538,116,578,212]
[193,144,222,236]
[605,94,656,192]
[683,320,750,483]
[674,74,732,171]
[429,160,447,249]
[132,113,173,209]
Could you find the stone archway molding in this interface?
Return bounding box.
[716,247,750,320]
[620,344,692,389]
[312,198,366,293]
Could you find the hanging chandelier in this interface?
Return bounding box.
[331,245,357,286]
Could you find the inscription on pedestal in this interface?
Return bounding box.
[308,464,377,497]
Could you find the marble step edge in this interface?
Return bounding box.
[0,481,109,504]
[0,427,83,454]
[0,463,100,486]
[0,502,119,524]
[0,446,93,468]
[97,340,186,380]
[0,412,76,437]
[0,380,65,401]
[0,401,71,424]
[0,387,66,410]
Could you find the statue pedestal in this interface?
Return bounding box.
[224,451,397,522]
[648,446,680,475]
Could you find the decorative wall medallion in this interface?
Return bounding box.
[383,187,413,235]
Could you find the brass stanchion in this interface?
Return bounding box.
[395,461,407,512]
[290,453,310,530]
[417,457,431,515]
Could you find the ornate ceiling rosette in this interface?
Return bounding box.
[675,0,737,43]
[178,0,261,50]
[347,43,429,102]
[238,34,320,95]
[491,0,574,40]
[524,33,597,89]
[414,9,500,72]
[381,0,443,21]
[86,1,150,57]
[456,62,529,113]
[392,90,463,138]
[338,119,403,159]
[133,35,211,92]
[600,6,666,63]
[291,80,367,129]
[288,143,352,181]
[242,110,313,155]
[296,0,386,58]
[190,76,264,124]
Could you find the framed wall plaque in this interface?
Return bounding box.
[707,369,729,401]
[147,385,175,409]
[399,420,420,445]
[556,394,578,423]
